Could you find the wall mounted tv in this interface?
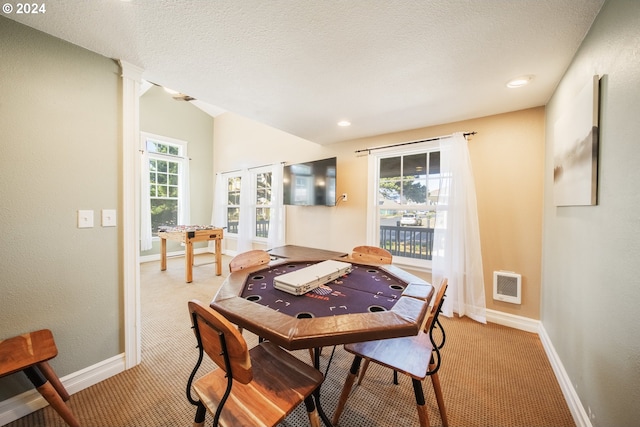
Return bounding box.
[283,157,337,206]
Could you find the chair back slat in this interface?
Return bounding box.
[188,300,253,384]
[229,250,271,273]
[351,246,393,264]
[424,279,448,333]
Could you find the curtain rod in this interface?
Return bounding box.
[220,161,285,175]
[354,131,477,154]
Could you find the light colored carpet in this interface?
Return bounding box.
[5,253,575,427]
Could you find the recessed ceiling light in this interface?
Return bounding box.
[507,75,534,88]
[337,120,351,127]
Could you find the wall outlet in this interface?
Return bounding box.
[342,193,348,202]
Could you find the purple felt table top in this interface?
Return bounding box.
[241,262,407,318]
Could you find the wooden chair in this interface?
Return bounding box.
[186,300,324,427]
[306,246,393,364]
[356,278,447,386]
[0,330,80,427]
[350,245,393,264]
[229,249,271,273]
[228,250,271,335]
[305,246,392,364]
[332,279,449,427]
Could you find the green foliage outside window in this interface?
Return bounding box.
[147,139,182,235]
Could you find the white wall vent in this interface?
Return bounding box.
[493,271,521,304]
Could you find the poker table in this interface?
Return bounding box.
[211,258,434,351]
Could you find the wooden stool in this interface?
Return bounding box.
[0,329,80,427]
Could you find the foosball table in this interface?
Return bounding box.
[157,226,224,283]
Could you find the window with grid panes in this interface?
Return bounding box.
[255,171,273,239]
[146,137,187,236]
[372,144,442,265]
[226,175,241,235]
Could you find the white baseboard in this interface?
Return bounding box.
[139,246,213,264]
[538,325,592,427]
[486,309,590,427]
[0,353,125,426]
[485,308,541,333]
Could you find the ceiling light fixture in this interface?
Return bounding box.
[507,75,534,88]
[337,120,351,127]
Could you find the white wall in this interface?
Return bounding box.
[542,1,640,425]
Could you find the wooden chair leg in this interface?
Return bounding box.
[37,361,70,401]
[332,356,361,426]
[23,366,79,427]
[304,395,321,427]
[357,358,399,387]
[308,408,321,427]
[412,378,431,427]
[193,401,206,427]
[356,358,370,385]
[309,347,325,365]
[36,381,80,427]
[430,370,448,427]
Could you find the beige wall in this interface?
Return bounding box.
[0,17,122,399]
[4,2,638,424]
[214,107,545,320]
[382,108,545,319]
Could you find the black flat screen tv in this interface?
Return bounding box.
[283,157,337,206]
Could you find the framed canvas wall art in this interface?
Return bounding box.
[553,75,601,206]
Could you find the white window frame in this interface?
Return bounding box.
[220,167,278,242]
[222,172,242,237]
[366,140,441,271]
[251,166,275,242]
[141,132,189,239]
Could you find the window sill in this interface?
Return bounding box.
[392,257,432,274]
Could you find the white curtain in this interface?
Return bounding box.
[211,173,225,227]
[236,169,253,253]
[432,132,486,323]
[212,165,284,254]
[179,159,190,226]
[140,150,153,251]
[209,173,226,252]
[267,163,285,248]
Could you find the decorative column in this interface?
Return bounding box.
[119,60,144,369]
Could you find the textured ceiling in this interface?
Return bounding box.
[6,0,605,144]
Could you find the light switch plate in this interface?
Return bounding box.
[78,210,94,228]
[102,209,117,227]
